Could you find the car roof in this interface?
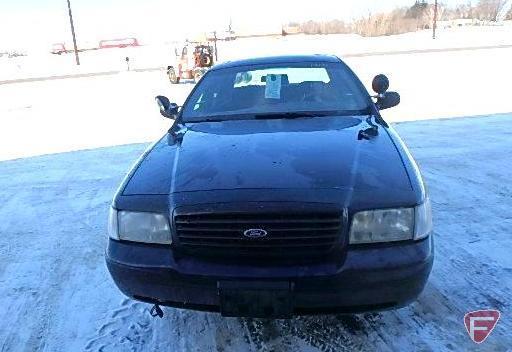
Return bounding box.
[211,54,342,71]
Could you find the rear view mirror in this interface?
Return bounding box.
[372,74,389,95]
[377,91,400,110]
[155,95,179,119]
[371,74,399,109]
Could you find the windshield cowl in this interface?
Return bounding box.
[182,108,371,123]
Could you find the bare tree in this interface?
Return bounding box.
[475,0,506,21]
[297,20,349,35]
[289,0,511,38]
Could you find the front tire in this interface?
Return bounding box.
[200,54,212,66]
[167,67,180,84]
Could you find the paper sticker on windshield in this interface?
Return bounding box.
[265,74,281,99]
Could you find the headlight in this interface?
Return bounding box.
[108,208,172,244]
[349,200,432,244]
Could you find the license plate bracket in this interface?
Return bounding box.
[218,281,294,318]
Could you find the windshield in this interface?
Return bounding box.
[181,62,370,122]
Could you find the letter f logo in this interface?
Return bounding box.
[464,310,500,344]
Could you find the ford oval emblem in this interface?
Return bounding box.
[243,228,268,238]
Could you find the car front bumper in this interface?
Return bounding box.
[106,236,433,318]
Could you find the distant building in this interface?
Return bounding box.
[437,18,483,28]
[282,25,301,35]
[99,38,140,49]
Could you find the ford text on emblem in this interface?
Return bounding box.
[243,229,268,238]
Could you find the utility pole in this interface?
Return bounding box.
[433,0,438,39]
[213,31,218,62]
[66,0,80,65]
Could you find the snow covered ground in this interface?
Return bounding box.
[1,113,511,351]
[0,42,511,351]
[1,25,512,82]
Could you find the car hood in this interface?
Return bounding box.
[122,116,413,199]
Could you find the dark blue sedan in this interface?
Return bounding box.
[106,55,433,318]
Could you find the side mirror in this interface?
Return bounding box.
[376,91,400,110]
[372,74,389,95]
[155,95,178,119]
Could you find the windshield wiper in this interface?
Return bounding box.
[189,108,371,123]
[253,112,330,120]
[200,118,226,122]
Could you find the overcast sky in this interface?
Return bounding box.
[0,0,469,51]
